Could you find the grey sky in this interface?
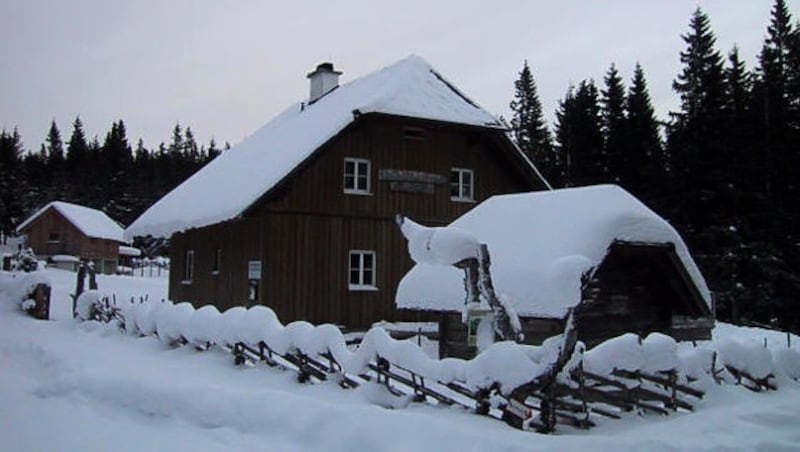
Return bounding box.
[1,1,795,151]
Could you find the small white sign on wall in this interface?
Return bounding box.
[248,260,262,280]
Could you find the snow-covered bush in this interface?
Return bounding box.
[0,270,50,313]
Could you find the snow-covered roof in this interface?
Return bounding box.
[125,55,513,240]
[396,185,711,318]
[16,201,123,242]
[119,245,142,257]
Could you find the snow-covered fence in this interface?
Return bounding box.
[58,291,800,434]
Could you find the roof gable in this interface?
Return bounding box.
[17,201,123,242]
[126,55,530,240]
[395,185,711,318]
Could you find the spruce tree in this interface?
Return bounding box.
[44,120,68,202]
[625,63,665,208]
[554,81,603,187]
[601,64,627,184]
[66,116,90,202]
[668,7,726,234]
[46,120,64,167]
[509,61,554,181]
[0,128,25,229]
[750,0,800,331]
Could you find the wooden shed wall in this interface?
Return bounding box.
[436,244,713,358]
[169,115,543,328]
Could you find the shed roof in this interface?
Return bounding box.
[16,201,123,242]
[125,55,544,240]
[395,185,711,318]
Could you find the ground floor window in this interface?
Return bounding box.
[183,249,194,283]
[349,250,376,290]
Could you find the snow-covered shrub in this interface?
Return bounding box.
[75,290,124,327]
[12,247,41,272]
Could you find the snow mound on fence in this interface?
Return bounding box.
[92,296,799,395]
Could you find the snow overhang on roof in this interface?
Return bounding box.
[125,55,515,241]
[17,201,123,242]
[395,185,712,318]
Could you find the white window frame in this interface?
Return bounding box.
[182,249,194,284]
[343,157,371,195]
[348,250,377,291]
[450,168,475,202]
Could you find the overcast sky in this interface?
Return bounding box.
[1,1,796,151]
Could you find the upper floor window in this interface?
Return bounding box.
[48,232,60,243]
[349,250,376,290]
[344,157,371,194]
[450,168,474,202]
[183,249,194,284]
[402,127,426,140]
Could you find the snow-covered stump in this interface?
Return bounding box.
[24,283,51,320]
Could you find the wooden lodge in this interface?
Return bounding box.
[396,185,715,358]
[16,201,124,274]
[125,56,549,328]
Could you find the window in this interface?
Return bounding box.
[402,127,426,140]
[450,168,474,201]
[212,248,221,275]
[48,232,60,243]
[344,158,371,194]
[349,250,376,290]
[183,250,194,284]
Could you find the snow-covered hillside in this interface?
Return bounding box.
[1,267,800,451]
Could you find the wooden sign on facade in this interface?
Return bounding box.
[380,169,447,195]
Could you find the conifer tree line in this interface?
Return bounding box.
[509,1,800,332]
[0,118,228,231]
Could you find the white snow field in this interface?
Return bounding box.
[2,267,800,451]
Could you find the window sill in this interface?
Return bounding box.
[181,280,192,285]
[450,197,476,203]
[349,284,378,292]
[343,190,373,196]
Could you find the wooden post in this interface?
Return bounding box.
[88,264,98,290]
[30,283,51,320]
[456,245,521,342]
[73,263,87,318]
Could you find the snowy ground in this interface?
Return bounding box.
[2,262,800,450]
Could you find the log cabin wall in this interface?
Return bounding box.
[576,244,713,347]
[436,244,713,358]
[21,208,119,272]
[169,114,544,328]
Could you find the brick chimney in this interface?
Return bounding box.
[307,62,342,104]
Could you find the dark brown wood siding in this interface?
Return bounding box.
[170,114,543,328]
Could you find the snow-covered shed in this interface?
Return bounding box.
[395,185,714,357]
[125,55,549,328]
[16,201,124,274]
